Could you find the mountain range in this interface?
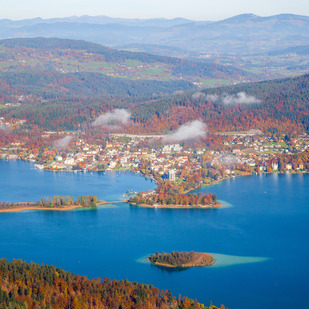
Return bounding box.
[1,14,309,55]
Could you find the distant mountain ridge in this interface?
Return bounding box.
[268,45,309,56]
[0,15,195,28]
[0,14,308,54]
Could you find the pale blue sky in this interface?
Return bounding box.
[2,0,309,21]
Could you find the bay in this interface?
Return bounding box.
[0,159,156,202]
[0,159,308,309]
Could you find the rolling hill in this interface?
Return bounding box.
[0,37,248,98]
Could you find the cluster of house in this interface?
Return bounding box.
[41,138,190,174]
[1,123,309,179]
[219,132,309,172]
[0,117,26,130]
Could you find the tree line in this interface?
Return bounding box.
[0,258,225,308]
[149,251,197,267]
[0,195,98,210]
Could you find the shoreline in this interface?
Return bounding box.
[0,205,83,213]
[150,260,216,268]
[148,252,215,268]
[1,160,306,213]
[172,173,251,197]
[0,199,221,213]
[130,202,222,209]
[0,200,108,213]
[4,158,309,176]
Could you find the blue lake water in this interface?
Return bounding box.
[0,159,308,309]
[0,159,156,202]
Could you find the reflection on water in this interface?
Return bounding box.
[137,255,195,273]
[150,264,189,273]
[298,173,304,184]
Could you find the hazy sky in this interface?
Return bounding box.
[1,0,309,21]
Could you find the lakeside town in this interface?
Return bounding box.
[1,115,309,188]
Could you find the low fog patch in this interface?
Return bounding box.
[92,109,131,129]
[204,92,261,105]
[162,120,207,143]
[222,92,261,105]
[53,136,73,149]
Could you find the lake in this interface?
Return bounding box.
[0,159,308,309]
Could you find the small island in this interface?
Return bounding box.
[148,251,215,268]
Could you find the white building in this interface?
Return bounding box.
[55,155,63,161]
[286,163,292,170]
[64,157,75,165]
[168,169,176,181]
[272,163,278,171]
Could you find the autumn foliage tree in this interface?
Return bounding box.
[0,258,224,309]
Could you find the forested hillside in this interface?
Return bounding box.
[131,74,309,134]
[0,70,194,100]
[0,258,221,309]
[1,73,309,133]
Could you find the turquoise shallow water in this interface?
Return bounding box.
[210,253,269,267]
[0,160,308,309]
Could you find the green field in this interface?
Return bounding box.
[200,79,231,86]
[125,60,144,66]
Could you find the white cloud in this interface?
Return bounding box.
[206,94,219,102]
[192,91,206,100]
[222,92,261,105]
[0,123,11,131]
[162,120,207,142]
[203,92,260,105]
[53,136,73,149]
[220,155,239,166]
[92,109,131,129]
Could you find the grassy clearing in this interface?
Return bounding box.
[200,79,230,86]
[125,60,144,66]
[86,61,115,69]
[264,142,288,148]
[0,62,10,69]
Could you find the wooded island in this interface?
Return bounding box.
[148,251,215,268]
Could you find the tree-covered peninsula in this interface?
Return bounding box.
[129,180,220,208]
